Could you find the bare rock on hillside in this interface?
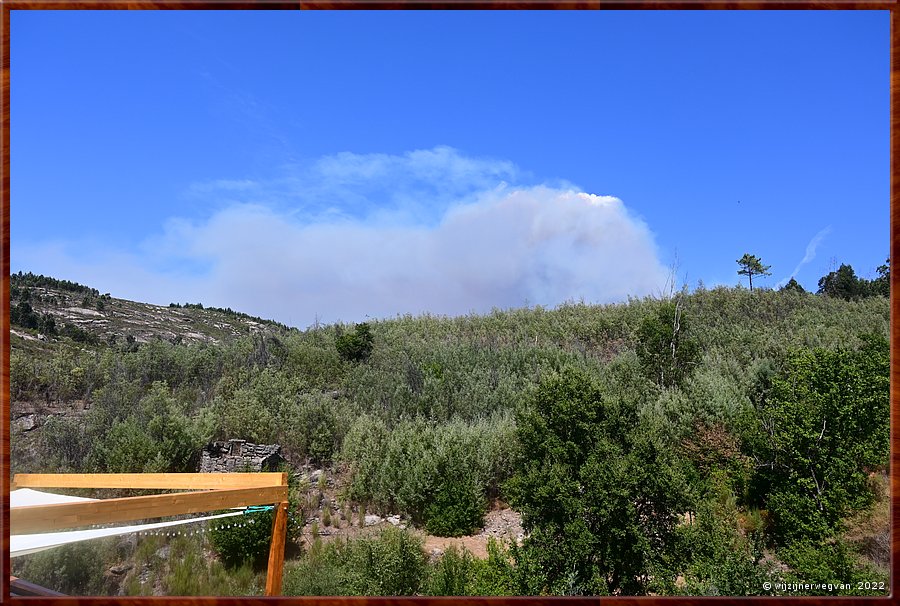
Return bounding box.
[109,564,133,575]
[15,414,38,432]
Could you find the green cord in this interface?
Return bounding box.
[244,505,274,514]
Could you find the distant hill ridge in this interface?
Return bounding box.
[9,271,295,348]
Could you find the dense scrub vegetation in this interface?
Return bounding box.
[10,273,891,596]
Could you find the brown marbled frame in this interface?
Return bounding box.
[0,0,896,603]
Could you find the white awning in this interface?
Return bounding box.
[10,489,249,558]
[11,488,96,508]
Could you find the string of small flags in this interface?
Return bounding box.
[84,505,275,539]
[133,519,254,538]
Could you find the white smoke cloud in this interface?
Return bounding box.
[14,149,669,327]
[775,226,832,289]
[186,146,521,226]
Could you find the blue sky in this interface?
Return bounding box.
[12,10,888,327]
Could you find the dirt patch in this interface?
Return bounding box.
[422,508,524,559]
[304,509,523,560]
[293,467,524,561]
[423,534,492,559]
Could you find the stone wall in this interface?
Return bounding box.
[199,439,284,473]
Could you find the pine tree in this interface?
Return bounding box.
[737,254,772,291]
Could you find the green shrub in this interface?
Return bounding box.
[341,412,514,534]
[466,538,519,596]
[40,416,92,472]
[283,528,427,597]
[59,322,100,345]
[283,392,353,463]
[91,418,162,473]
[165,535,262,596]
[208,368,351,463]
[210,367,302,444]
[426,545,476,595]
[778,539,887,595]
[342,527,427,595]
[424,474,484,537]
[88,383,203,473]
[208,509,277,570]
[283,541,349,596]
[335,323,375,363]
[14,540,113,595]
[635,299,700,388]
[420,539,521,596]
[671,497,774,596]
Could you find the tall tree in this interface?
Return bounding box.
[736,254,772,291]
[817,264,864,301]
[744,337,889,544]
[506,367,688,595]
[871,258,890,298]
[636,299,699,388]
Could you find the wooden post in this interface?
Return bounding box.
[264,500,289,596]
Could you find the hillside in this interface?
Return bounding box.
[10,271,294,353]
[8,272,891,597]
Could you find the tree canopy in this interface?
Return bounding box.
[736,254,772,291]
[779,278,806,293]
[743,336,889,544]
[506,367,688,595]
[335,322,375,363]
[818,260,890,301]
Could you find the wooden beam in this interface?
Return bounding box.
[9,576,66,597]
[13,472,287,490]
[265,501,288,597]
[11,485,288,534]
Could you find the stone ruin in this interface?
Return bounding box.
[199,439,284,473]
